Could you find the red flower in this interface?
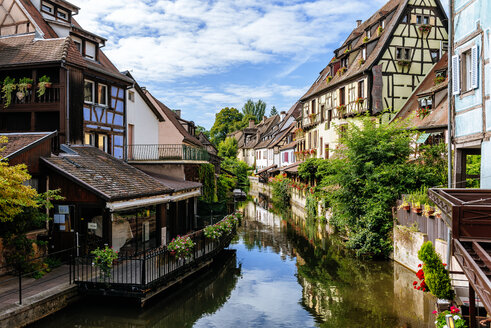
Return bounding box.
[432,310,438,315]
[418,264,422,268]
[413,281,417,285]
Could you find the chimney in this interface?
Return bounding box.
[175,109,181,118]
[356,20,362,27]
[141,87,146,91]
[280,111,286,121]
[263,115,267,122]
[249,119,255,128]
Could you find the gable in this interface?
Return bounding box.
[0,0,36,36]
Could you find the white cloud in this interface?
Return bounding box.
[71,0,380,82]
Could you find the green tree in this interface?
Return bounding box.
[196,125,211,139]
[320,117,441,258]
[270,106,278,117]
[242,99,266,122]
[210,107,243,145]
[231,113,257,131]
[0,136,38,222]
[218,137,238,159]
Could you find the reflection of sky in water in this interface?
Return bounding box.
[194,240,316,328]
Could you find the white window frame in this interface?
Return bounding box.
[128,90,135,102]
[84,80,95,104]
[57,8,68,21]
[41,1,54,15]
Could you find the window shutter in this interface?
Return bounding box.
[452,55,460,95]
[471,45,479,89]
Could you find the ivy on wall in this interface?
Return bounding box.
[199,163,217,203]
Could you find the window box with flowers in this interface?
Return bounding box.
[337,67,347,76]
[397,59,411,67]
[343,47,350,54]
[418,24,432,33]
[167,235,195,258]
[336,104,347,116]
[377,26,384,35]
[358,58,365,67]
[416,106,431,119]
[310,149,317,155]
[355,97,364,106]
[363,36,370,43]
[308,113,317,122]
[326,76,333,84]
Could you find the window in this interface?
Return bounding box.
[283,152,288,163]
[98,134,108,153]
[362,47,367,60]
[358,81,364,99]
[327,110,332,130]
[84,133,95,146]
[320,105,325,122]
[381,20,385,28]
[396,47,411,60]
[311,99,316,114]
[57,8,68,20]
[98,84,108,106]
[417,15,429,25]
[339,87,346,105]
[349,87,356,103]
[85,42,96,59]
[72,36,82,53]
[84,80,94,103]
[454,46,478,95]
[41,2,54,14]
[430,49,440,63]
[367,29,371,38]
[341,57,348,68]
[423,16,429,25]
[402,13,408,23]
[320,137,323,156]
[128,91,135,102]
[324,144,329,159]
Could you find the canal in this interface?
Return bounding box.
[31,201,436,327]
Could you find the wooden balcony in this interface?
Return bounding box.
[127,144,210,162]
[428,188,491,317]
[0,84,62,111]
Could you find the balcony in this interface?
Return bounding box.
[0,84,61,109]
[127,144,210,162]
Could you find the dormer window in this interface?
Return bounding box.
[41,2,54,14]
[85,42,96,60]
[57,9,68,21]
[396,47,411,60]
[341,57,348,68]
[416,15,429,25]
[362,48,367,60]
[381,20,385,28]
[367,29,371,38]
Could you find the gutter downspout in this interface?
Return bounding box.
[63,63,70,145]
[446,0,453,270]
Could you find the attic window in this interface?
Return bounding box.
[381,20,385,28]
[416,15,429,25]
[41,2,54,14]
[128,91,135,102]
[396,47,411,60]
[57,8,68,20]
[430,49,440,63]
[85,42,96,59]
[367,29,371,38]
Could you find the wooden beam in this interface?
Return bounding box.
[473,241,491,272]
[470,283,477,328]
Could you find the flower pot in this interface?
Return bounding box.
[26,83,32,89]
[45,82,52,88]
[16,91,25,101]
[412,207,422,214]
[170,251,176,256]
[402,205,410,211]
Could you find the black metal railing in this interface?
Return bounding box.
[0,247,74,305]
[127,144,210,161]
[73,216,236,295]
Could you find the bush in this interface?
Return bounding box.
[270,174,291,209]
[418,241,454,300]
[306,192,317,219]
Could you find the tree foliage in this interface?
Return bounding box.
[196,125,211,139]
[218,137,238,159]
[210,107,243,145]
[318,117,442,258]
[242,99,266,122]
[270,106,278,117]
[221,158,250,193]
[0,136,39,222]
[418,241,454,300]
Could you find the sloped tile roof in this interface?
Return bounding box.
[393,53,448,130]
[301,0,407,100]
[145,172,202,192]
[0,132,55,158]
[41,146,173,201]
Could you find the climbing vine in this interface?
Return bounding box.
[199,163,217,203]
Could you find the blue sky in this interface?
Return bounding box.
[71,0,448,130]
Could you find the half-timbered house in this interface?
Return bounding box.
[296,0,448,158]
[0,0,133,159]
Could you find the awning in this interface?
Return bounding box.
[416,133,430,144]
[107,195,170,212]
[257,164,277,175]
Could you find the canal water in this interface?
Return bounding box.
[31,201,436,328]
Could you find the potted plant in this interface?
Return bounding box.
[337,67,347,76]
[377,26,384,35]
[91,245,118,280]
[433,76,445,85]
[358,58,365,66]
[412,201,422,214]
[355,97,364,106]
[326,76,333,84]
[398,199,410,211]
[435,209,442,219]
[363,36,370,43]
[16,77,33,101]
[37,75,52,97]
[416,106,430,119]
[336,104,347,116]
[1,77,16,108]
[398,59,411,67]
[423,204,435,217]
[432,307,466,328]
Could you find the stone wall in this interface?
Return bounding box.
[393,225,428,272]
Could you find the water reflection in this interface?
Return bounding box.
[32,200,435,328]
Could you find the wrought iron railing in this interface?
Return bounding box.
[127,144,210,161]
[73,216,236,295]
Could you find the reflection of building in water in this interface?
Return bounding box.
[298,275,341,321]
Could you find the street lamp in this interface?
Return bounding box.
[445,314,455,328]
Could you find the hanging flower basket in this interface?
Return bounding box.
[418,24,432,33]
[1,76,16,108]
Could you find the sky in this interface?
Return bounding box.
[71,0,449,130]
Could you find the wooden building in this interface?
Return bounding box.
[0,0,133,159]
[297,0,448,159]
